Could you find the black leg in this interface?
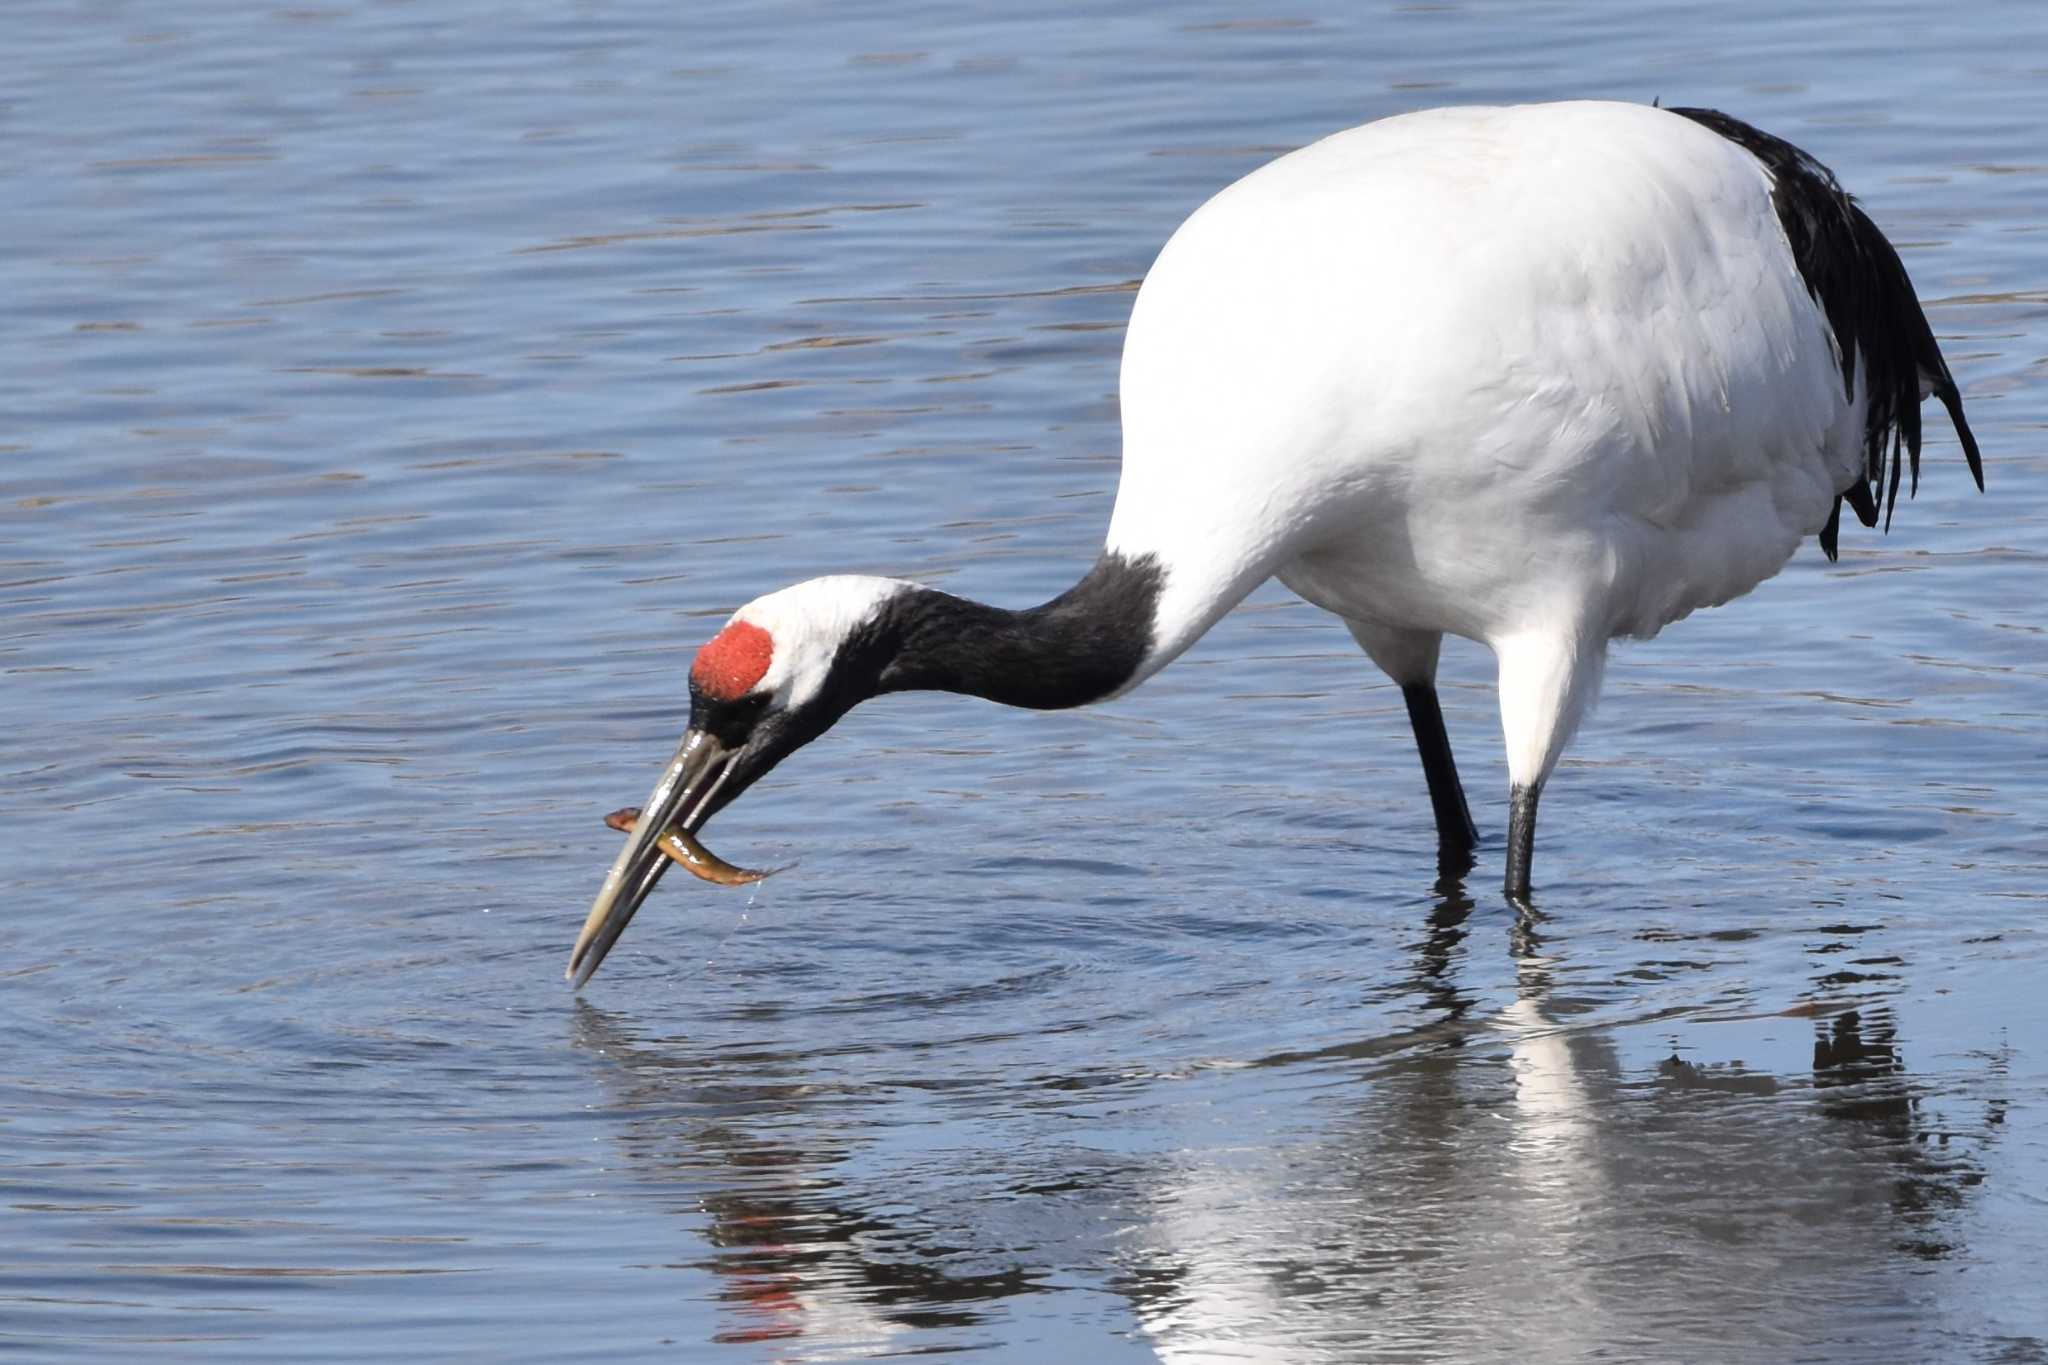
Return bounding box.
[1505,780,1541,901]
[1400,682,1478,854]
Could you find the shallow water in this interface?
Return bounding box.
[5,1,2047,1360]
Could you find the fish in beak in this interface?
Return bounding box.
[598,806,781,885]
[566,729,744,989]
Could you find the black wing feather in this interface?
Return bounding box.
[1668,107,1982,556]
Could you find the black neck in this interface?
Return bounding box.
[861,552,1164,710]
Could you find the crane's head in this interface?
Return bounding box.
[566,576,909,988]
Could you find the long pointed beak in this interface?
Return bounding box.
[567,729,736,989]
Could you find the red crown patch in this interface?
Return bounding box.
[690,620,773,700]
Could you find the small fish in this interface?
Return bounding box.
[602,806,779,886]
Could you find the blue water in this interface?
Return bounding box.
[5,2,2046,1360]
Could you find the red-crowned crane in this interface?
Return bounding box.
[570,100,1981,988]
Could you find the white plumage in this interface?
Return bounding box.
[1112,102,1874,783]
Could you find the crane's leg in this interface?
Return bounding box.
[1493,630,1606,902]
[1344,621,1477,855]
[1401,678,1478,855]
[1506,782,1541,901]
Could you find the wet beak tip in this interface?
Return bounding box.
[570,734,727,990]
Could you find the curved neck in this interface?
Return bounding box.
[872,553,1166,710]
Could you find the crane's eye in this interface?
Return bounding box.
[692,687,772,747]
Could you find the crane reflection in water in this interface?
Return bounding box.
[565,870,2009,1359]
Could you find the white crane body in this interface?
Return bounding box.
[1109,101,1874,786]
[568,101,1981,988]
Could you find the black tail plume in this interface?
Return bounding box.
[1668,107,1982,560]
